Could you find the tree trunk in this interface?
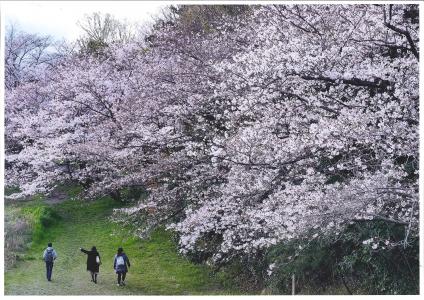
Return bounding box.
[110,190,121,202]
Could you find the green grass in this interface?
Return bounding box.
[4,195,242,295]
[21,204,61,243]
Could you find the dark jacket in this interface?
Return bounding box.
[114,253,130,273]
[81,248,101,273]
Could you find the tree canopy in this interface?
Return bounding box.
[5,4,419,277]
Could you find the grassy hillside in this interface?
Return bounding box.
[4,194,242,295]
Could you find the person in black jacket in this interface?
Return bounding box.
[80,246,101,283]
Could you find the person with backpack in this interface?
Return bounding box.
[80,246,101,284]
[42,242,57,281]
[113,247,130,286]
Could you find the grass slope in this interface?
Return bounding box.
[4,196,239,295]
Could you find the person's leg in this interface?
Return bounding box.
[45,262,49,280]
[117,272,122,285]
[90,271,94,282]
[46,262,53,281]
[122,272,126,285]
[94,272,98,283]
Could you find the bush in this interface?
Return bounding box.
[209,251,268,294]
[265,237,337,294]
[336,221,419,295]
[265,221,419,295]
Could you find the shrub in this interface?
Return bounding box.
[265,221,419,295]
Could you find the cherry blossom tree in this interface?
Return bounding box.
[4,25,56,90]
[153,4,418,260]
[5,4,419,265]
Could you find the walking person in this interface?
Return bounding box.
[113,247,131,286]
[42,242,57,281]
[80,246,101,283]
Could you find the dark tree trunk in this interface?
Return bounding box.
[110,190,121,202]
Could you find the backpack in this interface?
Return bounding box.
[45,249,54,262]
[116,255,125,266]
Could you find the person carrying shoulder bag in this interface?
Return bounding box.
[113,247,131,286]
[80,246,101,284]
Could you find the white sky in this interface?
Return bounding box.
[2,1,167,41]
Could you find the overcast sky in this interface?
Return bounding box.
[2,1,166,41]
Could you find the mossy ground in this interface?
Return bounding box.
[4,194,241,295]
